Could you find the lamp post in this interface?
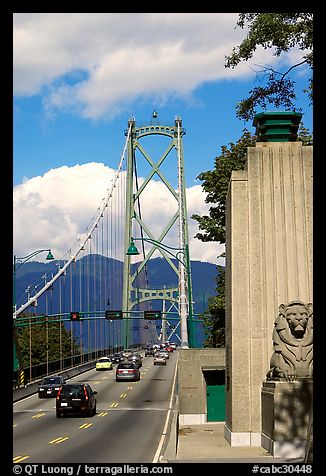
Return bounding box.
[13,249,54,376]
[13,249,54,317]
[126,237,193,348]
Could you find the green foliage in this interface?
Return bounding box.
[225,13,313,121]
[297,123,313,145]
[16,318,79,368]
[192,130,255,347]
[192,129,256,244]
[200,266,225,348]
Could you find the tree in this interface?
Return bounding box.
[224,13,313,121]
[200,265,225,347]
[194,130,255,347]
[192,130,256,244]
[16,318,79,368]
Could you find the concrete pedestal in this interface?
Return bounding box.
[261,380,313,459]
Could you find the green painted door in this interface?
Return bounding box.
[204,370,225,422]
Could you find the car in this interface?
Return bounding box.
[128,354,142,368]
[121,348,134,359]
[160,349,169,359]
[111,352,124,364]
[153,352,166,365]
[96,356,113,370]
[38,376,66,398]
[145,348,154,357]
[116,362,140,381]
[56,383,97,417]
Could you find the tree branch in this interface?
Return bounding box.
[251,58,309,82]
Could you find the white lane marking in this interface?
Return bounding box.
[152,355,178,463]
[13,393,37,405]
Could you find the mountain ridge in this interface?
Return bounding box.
[15,256,221,346]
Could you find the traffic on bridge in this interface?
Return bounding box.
[13,113,202,465]
[13,348,178,463]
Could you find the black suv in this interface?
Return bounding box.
[56,383,97,417]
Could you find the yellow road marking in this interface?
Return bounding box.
[13,456,29,463]
[13,424,17,427]
[110,402,119,408]
[97,412,108,417]
[120,393,127,398]
[32,412,46,419]
[127,386,134,390]
[49,436,70,444]
[79,423,93,429]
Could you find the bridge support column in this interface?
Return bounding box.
[225,139,313,447]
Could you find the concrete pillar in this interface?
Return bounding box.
[225,142,313,446]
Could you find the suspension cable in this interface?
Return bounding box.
[14,122,133,318]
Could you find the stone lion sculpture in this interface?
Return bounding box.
[266,301,313,381]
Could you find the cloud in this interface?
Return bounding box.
[14,12,290,121]
[13,162,224,264]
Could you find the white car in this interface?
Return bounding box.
[122,349,134,358]
[160,350,169,359]
[153,352,166,365]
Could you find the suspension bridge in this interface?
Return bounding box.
[13,111,205,385]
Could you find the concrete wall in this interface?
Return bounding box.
[225,142,313,446]
[178,348,225,425]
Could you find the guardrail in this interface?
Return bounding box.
[13,359,97,403]
[13,344,144,402]
[12,344,144,388]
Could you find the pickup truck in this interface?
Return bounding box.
[153,352,166,365]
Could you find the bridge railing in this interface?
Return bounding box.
[12,346,125,388]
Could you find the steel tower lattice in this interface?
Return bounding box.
[122,112,194,348]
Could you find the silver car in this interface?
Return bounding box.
[116,362,141,381]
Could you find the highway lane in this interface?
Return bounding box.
[13,351,177,463]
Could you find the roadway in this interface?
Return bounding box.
[13,351,177,463]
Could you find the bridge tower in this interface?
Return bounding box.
[122,112,194,349]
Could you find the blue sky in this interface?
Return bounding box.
[13,13,313,264]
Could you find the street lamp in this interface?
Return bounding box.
[126,237,193,348]
[13,249,54,316]
[13,249,54,376]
